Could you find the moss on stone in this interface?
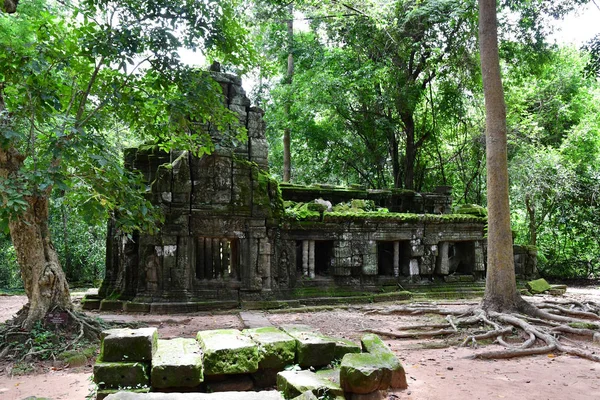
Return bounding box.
[277,370,344,400]
[453,204,487,217]
[340,353,386,394]
[526,278,551,294]
[360,334,407,389]
[93,361,150,389]
[243,327,297,369]
[100,328,158,362]
[196,329,259,375]
[151,338,203,388]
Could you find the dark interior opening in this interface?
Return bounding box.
[195,237,238,280]
[377,242,395,276]
[378,241,412,276]
[315,240,334,276]
[450,242,475,274]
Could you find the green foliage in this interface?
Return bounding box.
[0,234,20,288]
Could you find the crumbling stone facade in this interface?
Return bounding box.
[97,72,534,310]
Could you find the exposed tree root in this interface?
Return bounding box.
[0,305,109,364]
[360,300,600,362]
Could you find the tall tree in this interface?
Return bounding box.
[479,0,524,312]
[282,4,294,182]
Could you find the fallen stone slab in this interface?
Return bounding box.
[526,278,551,294]
[196,329,259,375]
[104,391,284,400]
[243,326,296,369]
[93,361,150,389]
[151,338,203,388]
[360,334,407,389]
[101,328,158,362]
[277,370,344,400]
[280,325,336,368]
[340,353,386,394]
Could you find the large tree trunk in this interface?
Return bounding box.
[282,5,294,182]
[478,0,523,312]
[0,90,71,330]
[401,112,416,190]
[9,195,72,329]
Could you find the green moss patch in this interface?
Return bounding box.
[196,329,259,375]
[280,325,336,368]
[151,338,203,388]
[340,353,386,394]
[526,278,551,294]
[243,327,297,369]
[93,361,150,389]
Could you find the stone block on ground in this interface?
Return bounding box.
[101,328,158,362]
[329,336,361,359]
[277,370,344,400]
[104,391,285,400]
[340,353,387,394]
[526,278,551,294]
[96,388,150,400]
[205,374,254,392]
[196,329,259,375]
[290,391,319,400]
[280,325,336,368]
[360,334,407,389]
[243,326,296,369]
[93,361,150,389]
[151,338,203,388]
[251,368,280,388]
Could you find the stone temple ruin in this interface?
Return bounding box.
[91,71,537,312]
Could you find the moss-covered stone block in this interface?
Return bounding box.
[360,334,407,389]
[100,328,158,362]
[327,337,361,359]
[197,329,259,375]
[243,327,296,369]
[340,353,387,394]
[280,325,336,368]
[93,361,150,389]
[151,338,203,388]
[277,370,344,400]
[526,278,551,294]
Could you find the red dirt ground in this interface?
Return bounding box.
[1,288,599,400]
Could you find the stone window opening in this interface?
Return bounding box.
[449,242,475,275]
[194,237,239,280]
[377,241,410,277]
[296,240,334,278]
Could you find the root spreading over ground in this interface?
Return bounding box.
[361,300,600,362]
[0,305,107,364]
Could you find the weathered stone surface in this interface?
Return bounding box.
[360,334,407,389]
[93,361,150,389]
[290,390,319,400]
[104,391,284,400]
[151,338,203,388]
[97,388,150,400]
[243,327,296,369]
[280,325,336,368]
[277,370,344,400]
[196,329,259,375]
[346,391,388,400]
[340,353,386,394]
[526,278,551,294]
[101,328,158,362]
[330,337,361,359]
[205,374,254,392]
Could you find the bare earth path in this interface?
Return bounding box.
[1,288,599,400]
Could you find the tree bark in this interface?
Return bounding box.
[2,0,18,13]
[282,5,294,182]
[478,0,523,312]
[401,112,416,190]
[525,194,536,246]
[0,86,72,330]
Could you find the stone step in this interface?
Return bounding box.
[104,391,284,400]
[239,311,273,328]
[196,329,259,375]
[151,338,203,389]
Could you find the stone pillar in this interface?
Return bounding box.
[474,241,485,272]
[302,240,309,277]
[393,241,400,278]
[436,242,450,275]
[308,240,316,279]
[409,259,420,279]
